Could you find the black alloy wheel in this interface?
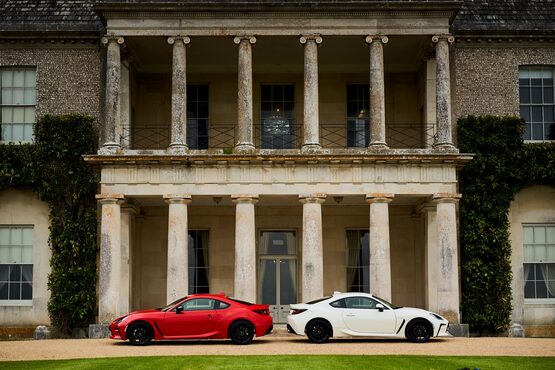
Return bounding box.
[306,319,331,343]
[127,322,154,346]
[405,319,432,343]
[230,321,255,345]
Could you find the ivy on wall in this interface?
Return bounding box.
[0,114,98,333]
[458,115,555,334]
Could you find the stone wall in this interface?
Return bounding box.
[0,44,102,123]
[453,44,555,118]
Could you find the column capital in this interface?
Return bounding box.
[417,201,436,214]
[432,193,461,203]
[234,36,257,45]
[121,204,140,215]
[101,35,124,46]
[167,36,191,45]
[164,194,192,204]
[232,194,259,204]
[365,35,389,45]
[432,34,455,44]
[96,193,125,204]
[299,193,327,204]
[366,193,394,204]
[300,34,323,45]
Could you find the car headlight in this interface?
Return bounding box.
[429,312,446,321]
[117,315,129,324]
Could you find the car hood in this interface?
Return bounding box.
[394,307,447,322]
[128,309,161,315]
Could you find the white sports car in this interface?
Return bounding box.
[287,292,450,343]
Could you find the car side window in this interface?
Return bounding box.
[344,297,382,310]
[329,299,346,308]
[180,298,216,311]
[214,300,230,310]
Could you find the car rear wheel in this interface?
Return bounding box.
[405,319,433,343]
[127,322,153,346]
[229,321,255,345]
[306,319,331,343]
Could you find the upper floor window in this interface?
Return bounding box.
[261,84,295,149]
[187,85,209,150]
[0,226,33,305]
[188,230,209,294]
[1,68,36,143]
[523,224,555,300]
[346,230,369,293]
[346,84,369,147]
[519,67,555,141]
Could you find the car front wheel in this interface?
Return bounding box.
[127,322,154,346]
[229,321,255,345]
[306,319,331,343]
[405,319,432,343]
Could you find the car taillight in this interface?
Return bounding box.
[290,309,307,315]
[254,309,269,315]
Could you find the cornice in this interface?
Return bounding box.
[454,35,555,48]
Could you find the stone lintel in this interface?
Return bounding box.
[366,193,394,203]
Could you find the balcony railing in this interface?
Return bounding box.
[121,123,436,151]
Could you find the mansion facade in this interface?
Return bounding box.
[1,0,553,337]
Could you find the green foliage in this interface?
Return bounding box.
[0,114,98,333]
[458,115,555,334]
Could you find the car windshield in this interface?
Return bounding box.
[161,296,187,312]
[306,296,332,304]
[373,295,400,309]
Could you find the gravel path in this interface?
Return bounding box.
[1,334,555,361]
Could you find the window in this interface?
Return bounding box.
[344,296,382,310]
[188,230,209,294]
[346,84,369,147]
[261,84,296,149]
[0,226,33,304]
[187,85,209,149]
[523,224,555,300]
[180,298,215,311]
[346,230,369,293]
[1,68,36,143]
[519,67,555,141]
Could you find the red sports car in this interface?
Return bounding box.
[109,293,273,345]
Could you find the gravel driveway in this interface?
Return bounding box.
[1,334,555,361]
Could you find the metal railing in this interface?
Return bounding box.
[121,122,436,150]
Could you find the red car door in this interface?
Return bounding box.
[163,298,220,338]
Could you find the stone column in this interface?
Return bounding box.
[300,35,323,152]
[299,194,326,302]
[432,35,455,151]
[96,194,125,323]
[433,193,461,323]
[164,194,192,304]
[234,36,257,154]
[119,59,131,149]
[167,36,191,154]
[366,193,394,302]
[100,36,124,154]
[120,204,138,314]
[419,202,438,312]
[232,195,258,302]
[365,36,389,150]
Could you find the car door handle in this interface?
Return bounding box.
[205,314,214,319]
[346,313,356,317]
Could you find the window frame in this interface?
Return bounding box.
[188,230,209,294]
[518,66,555,142]
[0,67,37,144]
[0,225,34,306]
[346,83,370,148]
[186,84,209,150]
[522,223,555,304]
[260,84,296,149]
[346,229,370,293]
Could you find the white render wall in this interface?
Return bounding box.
[509,185,555,337]
[0,189,50,326]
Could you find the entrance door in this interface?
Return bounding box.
[258,231,297,323]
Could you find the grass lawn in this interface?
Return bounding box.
[2,355,554,370]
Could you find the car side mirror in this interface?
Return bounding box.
[175,305,184,314]
[375,303,384,312]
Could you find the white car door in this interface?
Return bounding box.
[341,296,396,334]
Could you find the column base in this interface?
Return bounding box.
[167,143,189,155]
[367,142,389,152]
[301,143,322,153]
[88,324,111,339]
[447,323,469,337]
[98,142,122,155]
[234,143,256,154]
[432,143,459,153]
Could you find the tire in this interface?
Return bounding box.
[405,319,433,343]
[305,319,331,343]
[127,322,154,346]
[229,321,255,345]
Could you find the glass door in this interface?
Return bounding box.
[258,231,297,323]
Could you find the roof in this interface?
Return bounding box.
[0,0,553,36]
